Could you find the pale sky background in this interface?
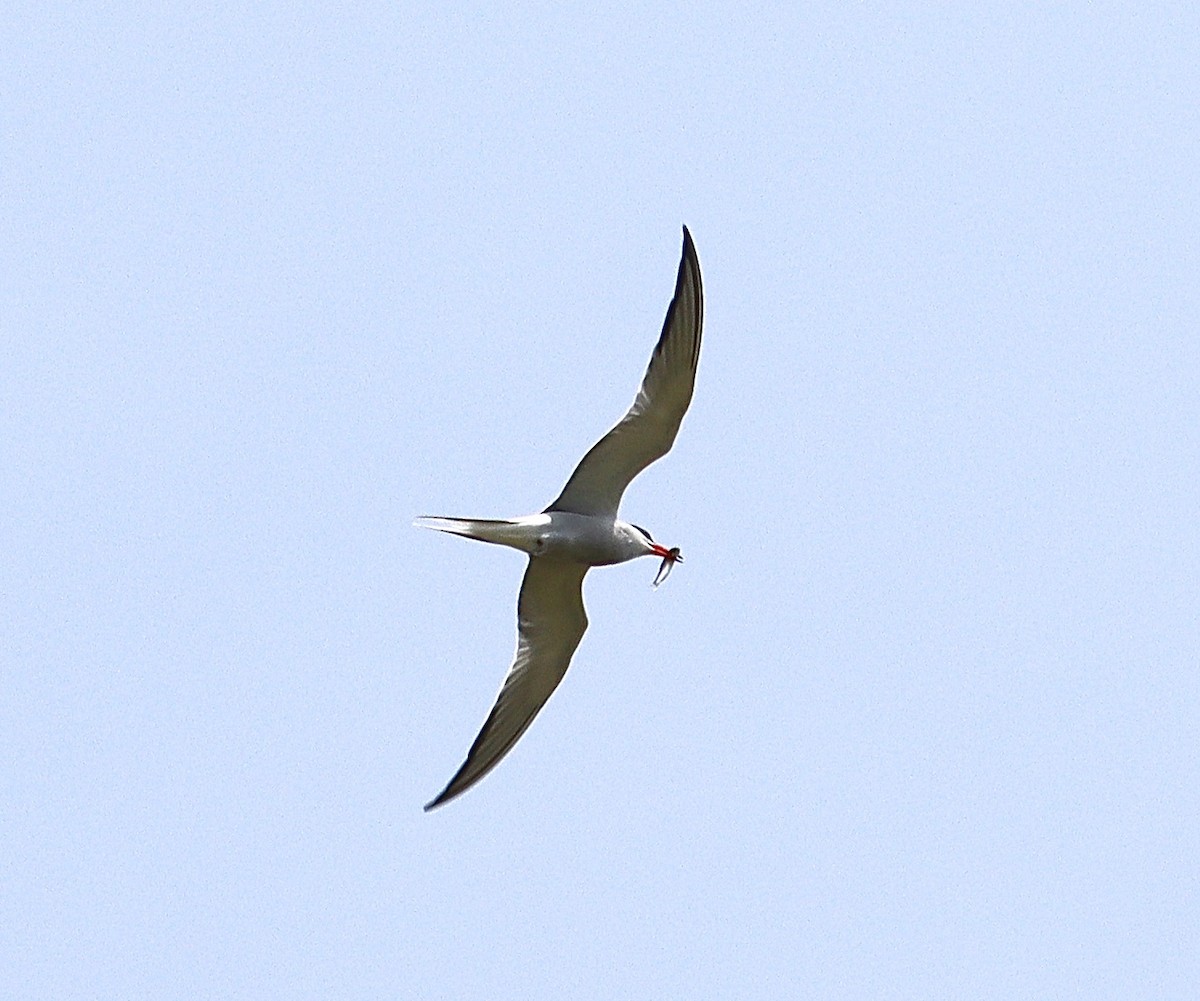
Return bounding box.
[3,4,1198,998]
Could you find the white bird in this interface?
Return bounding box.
[419,226,703,810]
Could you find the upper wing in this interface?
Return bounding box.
[545,226,703,518]
[424,559,590,810]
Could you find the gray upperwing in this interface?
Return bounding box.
[424,559,590,810]
[546,226,703,518]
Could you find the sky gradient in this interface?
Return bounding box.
[4,4,1198,998]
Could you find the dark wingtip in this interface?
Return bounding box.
[423,777,458,811]
[678,226,702,367]
[679,225,700,280]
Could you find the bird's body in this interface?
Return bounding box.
[420,227,703,810]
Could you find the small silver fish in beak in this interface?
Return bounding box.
[652,546,682,587]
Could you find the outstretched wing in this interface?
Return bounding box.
[545,226,703,518]
[424,559,590,810]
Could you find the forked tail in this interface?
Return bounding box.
[413,515,549,551]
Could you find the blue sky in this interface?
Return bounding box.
[3,3,1198,998]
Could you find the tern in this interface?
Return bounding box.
[419,226,702,810]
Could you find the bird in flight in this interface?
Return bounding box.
[419,226,703,810]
